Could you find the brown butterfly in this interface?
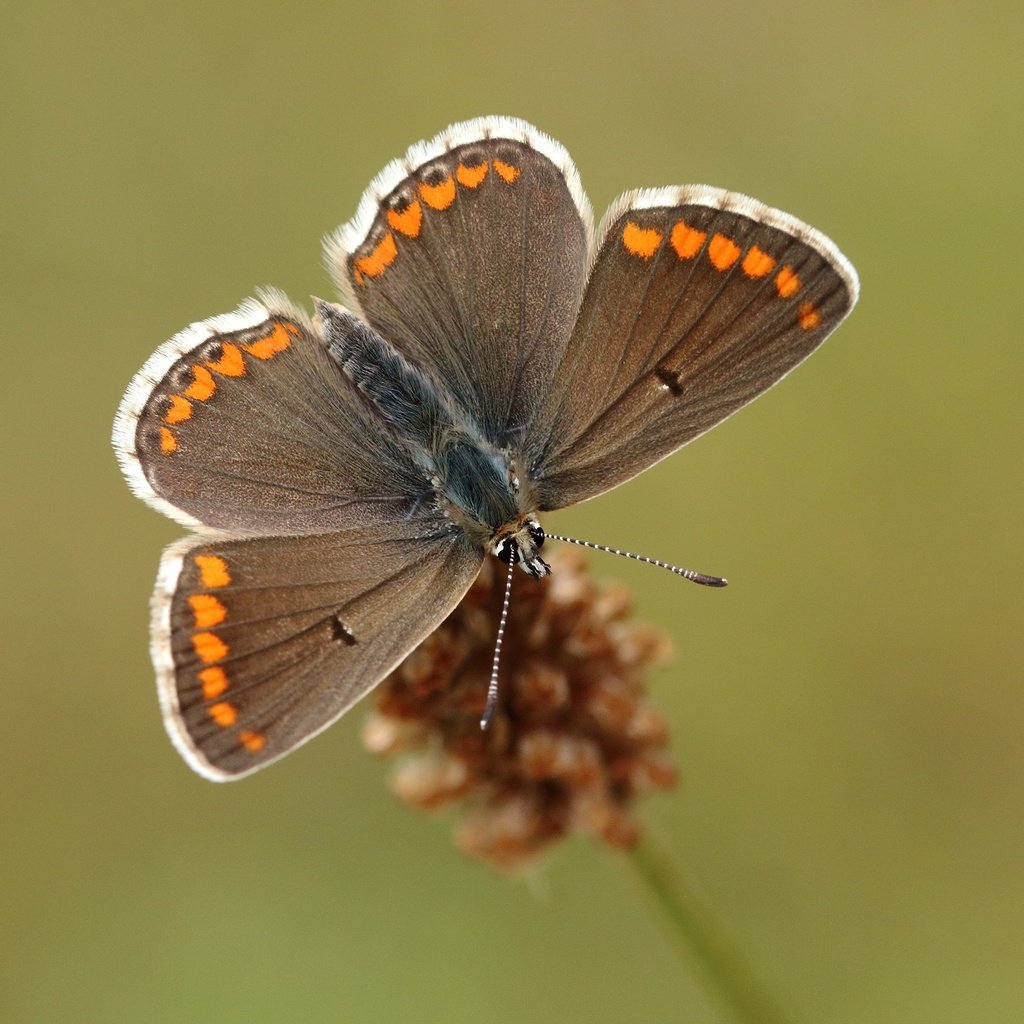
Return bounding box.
[112,117,858,780]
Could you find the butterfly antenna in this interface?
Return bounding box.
[481,554,516,729]
[544,533,728,587]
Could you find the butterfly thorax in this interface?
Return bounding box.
[319,301,545,571]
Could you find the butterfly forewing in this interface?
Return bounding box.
[529,188,858,509]
[327,119,592,447]
[156,526,483,779]
[113,293,428,535]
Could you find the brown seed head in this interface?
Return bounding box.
[362,546,678,872]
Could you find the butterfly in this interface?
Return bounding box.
[112,116,858,780]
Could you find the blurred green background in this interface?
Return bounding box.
[3,1,1021,1021]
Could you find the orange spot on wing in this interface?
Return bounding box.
[194,555,231,588]
[493,160,520,184]
[622,221,664,260]
[742,245,776,278]
[206,342,245,377]
[192,631,229,664]
[386,199,423,238]
[775,266,801,298]
[670,220,706,259]
[163,394,192,424]
[456,162,489,188]
[418,176,456,210]
[184,364,216,401]
[354,231,398,279]
[239,729,266,753]
[159,427,177,454]
[708,233,741,271]
[243,321,292,360]
[208,701,237,727]
[284,321,300,336]
[199,666,229,700]
[188,593,227,628]
[798,301,821,330]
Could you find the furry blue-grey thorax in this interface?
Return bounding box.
[318,300,549,578]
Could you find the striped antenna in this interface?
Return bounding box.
[481,554,516,729]
[544,533,728,587]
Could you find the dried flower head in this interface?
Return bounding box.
[362,546,678,872]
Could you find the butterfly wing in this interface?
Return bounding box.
[114,293,485,778]
[325,117,593,446]
[154,525,482,780]
[112,290,430,535]
[527,187,859,509]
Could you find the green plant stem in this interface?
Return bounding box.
[628,833,794,1024]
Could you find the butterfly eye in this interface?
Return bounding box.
[527,520,545,549]
[495,537,519,565]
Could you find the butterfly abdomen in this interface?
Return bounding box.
[320,301,448,444]
[318,299,524,542]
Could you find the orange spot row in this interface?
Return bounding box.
[203,699,266,754]
[198,666,267,753]
[182,551,267,755]
[355,158,522,286]
[189,559,230,671]
[621,222,811,312]
[158,321,295,457]
[189,587,237,725]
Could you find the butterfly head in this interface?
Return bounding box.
[492,517,549,580]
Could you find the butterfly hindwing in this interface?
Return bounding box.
[326,117,593,447]
[113,292,429,535]
[155,526,483,780]
[529,187,859,508]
